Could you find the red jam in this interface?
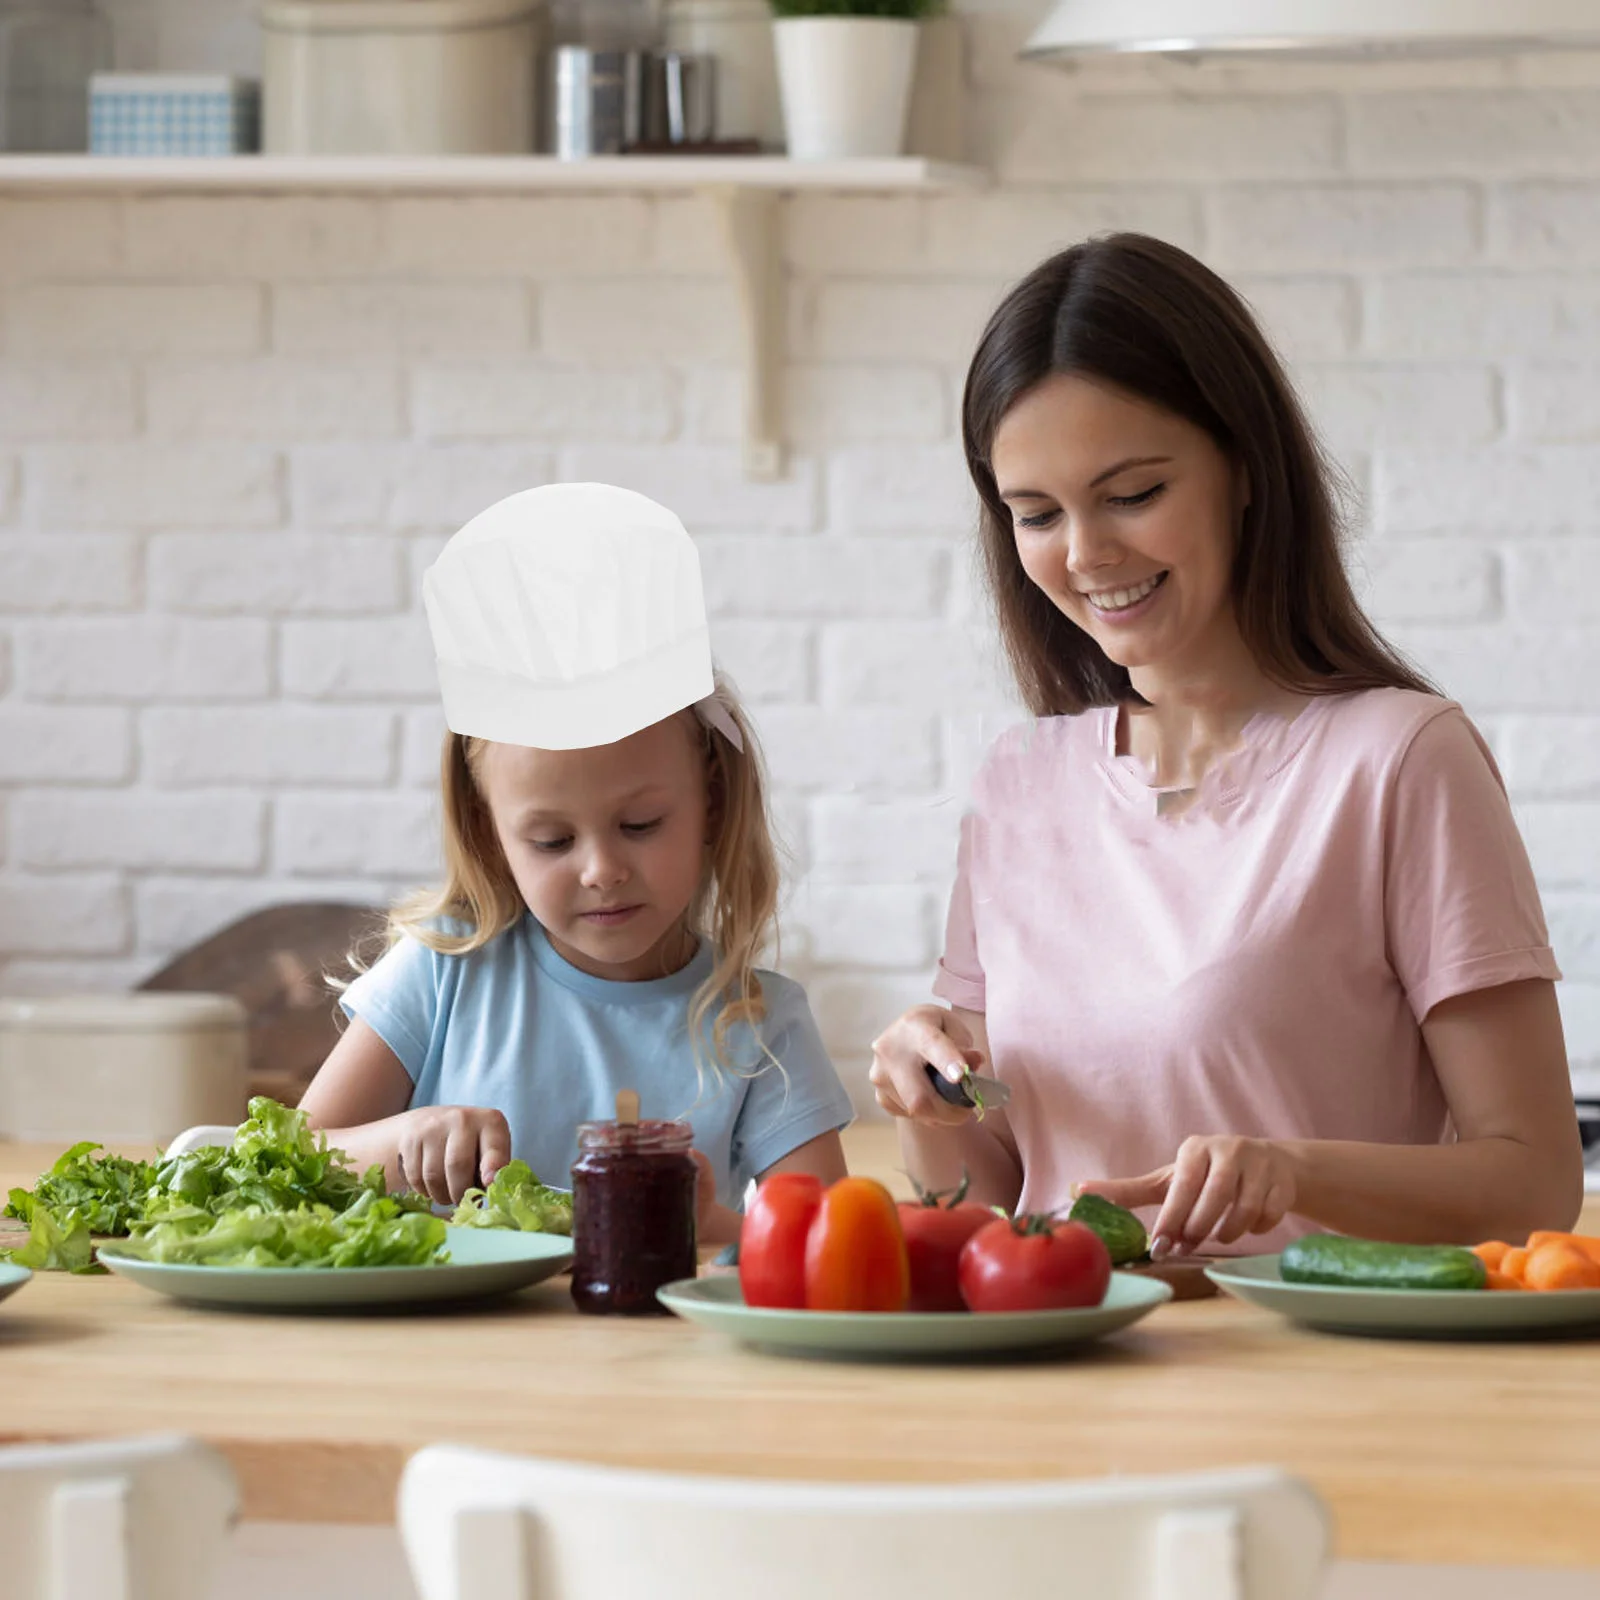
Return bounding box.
[569,1117,697,1316]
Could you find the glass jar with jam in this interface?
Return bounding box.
[570,1108,697,1315]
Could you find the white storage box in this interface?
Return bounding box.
[262,0,543,155]
[0,993,248,1145]
[89,73,260,156]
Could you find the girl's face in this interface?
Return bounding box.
[990,373,1248,688]
[478,715,711,982]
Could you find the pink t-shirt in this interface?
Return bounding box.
[932,688,1560,1248]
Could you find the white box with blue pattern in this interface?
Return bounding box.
[89,74,260,156]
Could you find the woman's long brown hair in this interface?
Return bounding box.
[961,232,1435,716]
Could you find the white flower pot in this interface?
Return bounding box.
[773,15,918,161]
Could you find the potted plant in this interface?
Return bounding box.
[769,0,940,160]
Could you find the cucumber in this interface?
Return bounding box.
[1279,1234,1486,1291]
[1066,1193,1149,1265]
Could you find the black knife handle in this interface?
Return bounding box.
[925,1061,975,1108]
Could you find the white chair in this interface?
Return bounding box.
[399,1445,1329,1600]
[0,1434,238,1600]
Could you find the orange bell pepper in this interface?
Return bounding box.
[803,1176,911,1313]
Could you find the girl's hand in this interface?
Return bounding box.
[1080,1136,1298,1258]
[394,1105,512,1206]
[691,1149,744,1247]
[868,1005,988,1127]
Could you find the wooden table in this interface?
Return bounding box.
[3,1130,1600,1569]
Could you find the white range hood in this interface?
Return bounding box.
[1024,0,1600,61]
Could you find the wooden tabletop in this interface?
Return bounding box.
[3,1128,1600,1568]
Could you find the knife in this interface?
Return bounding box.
[924,1062,1012,1112]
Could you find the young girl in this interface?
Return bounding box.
[300,485,852,1244]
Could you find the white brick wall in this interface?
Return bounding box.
[4,9,1600,1101]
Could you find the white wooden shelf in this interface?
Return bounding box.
[0,153,987,481]
[0,153,986,194]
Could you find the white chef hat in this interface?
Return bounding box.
[422,482,744,753]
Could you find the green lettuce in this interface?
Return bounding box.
[4,1205,101,1274]
[5,1141,160,1236]
[113,1191,448,1269]
[451,1159,572,1235]
[3,1096,430,1271]
[149,1095,408,1219]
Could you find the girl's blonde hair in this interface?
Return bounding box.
[344,673,783,1078]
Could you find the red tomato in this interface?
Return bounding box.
[804,1177,910,1313]
[958,1215,1111,1314]
[739,1173,823,1309]
[897,1179,995,1313]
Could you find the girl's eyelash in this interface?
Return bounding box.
[528,818,663,853]
[1015,509,1057,529]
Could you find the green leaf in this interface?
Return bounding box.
[115,1192,448,1269]
[3,1207,103,1274]
[2,1142,159,1236]
[4,1096,431,1271]
[451,1160,572,1236]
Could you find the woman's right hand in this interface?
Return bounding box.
[869,1005,988,1126]
[393,1105,512,1206]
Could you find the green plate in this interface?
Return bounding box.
[0,1262,32,1306]
[97,1227,573,1312]
[656,1271,1172,1359]
[1206,1254,1600,1339]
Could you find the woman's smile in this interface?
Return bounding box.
[1079,569,1170,621]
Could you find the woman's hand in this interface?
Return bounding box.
[869,1005,988,1126]
[1080,1136,1298,1257]
[393,1105,512,1207]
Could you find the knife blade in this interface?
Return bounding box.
[924,1061,1011,1111]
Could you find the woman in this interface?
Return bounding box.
[869,233,1581,1258]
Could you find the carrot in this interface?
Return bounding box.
[1524,1242,1600,1292]
[1484,1269,1525,1291]
[1500,1246,1531,1283]
[1472,1241,1511,1270]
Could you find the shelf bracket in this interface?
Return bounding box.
[705,185,784,482]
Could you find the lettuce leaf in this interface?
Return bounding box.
[112,1190,448,1269]
[3,1205,102,1274]
[3,1096,430,1271]
[150,1095,412,1219]
[4,1141,159,1236]
[451,1159,572,1236]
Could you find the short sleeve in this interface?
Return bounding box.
[729,980,855,1188]
[932,810,986,1011]
[337,933,442,1083]
[1384,708,1561,1022]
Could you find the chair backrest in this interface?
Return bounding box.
[399,1446,1328,1600]
[0,1434,237,1600]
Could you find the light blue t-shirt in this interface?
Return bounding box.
[339,915,854,1207]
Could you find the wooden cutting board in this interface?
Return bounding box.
[137,901,384,1107]
[1125,1255,1224,1300]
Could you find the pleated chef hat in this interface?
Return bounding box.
[422,483,743,752]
